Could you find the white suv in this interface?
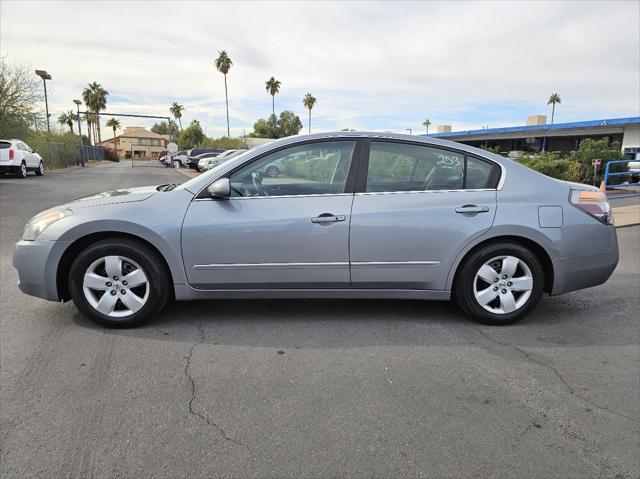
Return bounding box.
[0,140,45,178]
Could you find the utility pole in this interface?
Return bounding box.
[35,70,52,133]
[74,100,85,167]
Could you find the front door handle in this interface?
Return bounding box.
[455,205,490,214]
[311,214,346,224]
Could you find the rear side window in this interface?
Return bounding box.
[365,142,498,192]
[0,142,11,149]
[465,156,495,189]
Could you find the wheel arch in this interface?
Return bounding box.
[56,231,175,301]
[448,234,555,295]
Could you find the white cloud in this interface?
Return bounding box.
[1,0,638,137]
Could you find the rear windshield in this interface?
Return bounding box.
[0,142,11,149]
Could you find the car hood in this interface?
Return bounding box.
[66,185,159,208]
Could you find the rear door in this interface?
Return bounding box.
[349,140,499,290]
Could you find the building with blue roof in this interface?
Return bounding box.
[420,116,640,158]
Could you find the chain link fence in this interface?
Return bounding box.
[30,139,114,169]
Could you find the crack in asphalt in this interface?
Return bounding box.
[184,323,250,451]
[471,326,640,425]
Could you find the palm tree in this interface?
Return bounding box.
[105,118,121,158]
[169,102,184,132]
[215,51,233,137]
[57,111,75,133]
[422,117,431,134]
[265,77,281,115]
[547,93,561,124]
[83,112,94,145]
[302,93,317,134]
[82,82,109,143]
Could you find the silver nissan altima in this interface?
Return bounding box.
[13,132,618,328]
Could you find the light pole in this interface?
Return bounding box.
[73,99,85,167]
[406,128,412,135]
[35,70,52,133]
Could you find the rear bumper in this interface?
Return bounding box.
[551,226,619,295]
[0,161,21,173]
[13,239,70,301]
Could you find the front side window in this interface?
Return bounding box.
[229,141,356,197]
[365,142,497,192]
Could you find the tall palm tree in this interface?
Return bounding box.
[215,51,233,137]
[265,77,281,115]
[83,112,94,145]
[547,93,561,124]
[105,118,121,158]
[169,102,184,132]
[422,117,431,134]
[57,111,75,133]
[302,93,316,134]
[82,82,109,143]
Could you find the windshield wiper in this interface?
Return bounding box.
[156,183,177,192]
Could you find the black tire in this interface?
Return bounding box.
[454,242,545,325]
[17,161,27,179]
[68,238,170,328]
[35,161,45,176]
[265,165,279,177]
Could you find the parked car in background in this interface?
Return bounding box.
[187,149,225,169]
[161,150,188,168]
[0,139,45,178]
[198,149,248,172]
[13,132,618,328]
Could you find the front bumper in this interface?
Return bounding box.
[551,226,619,295]
[13,239,71,301]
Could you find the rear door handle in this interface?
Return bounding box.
[311,214,346,223]
[455,205,489,214]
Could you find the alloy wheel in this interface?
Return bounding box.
[473,255,533,314]
[82,255,149,318]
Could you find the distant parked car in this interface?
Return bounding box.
[187,149,225,169]
[161,150,188,168]
[198,149,248,172]
[0,139,45,178]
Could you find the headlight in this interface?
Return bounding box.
[22,209,72,241]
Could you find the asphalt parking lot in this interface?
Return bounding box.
[1,162,639,478]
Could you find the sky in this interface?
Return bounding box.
[1,0,639,138]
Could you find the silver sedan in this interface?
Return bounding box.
[13,132,618,328]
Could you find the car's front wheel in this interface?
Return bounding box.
[35,160,45,176]
[68,239,170,328]
[455,242,544,325]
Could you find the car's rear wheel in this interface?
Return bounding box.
[265,165,280,177]
[35,161,45,176]
[69,239,170,328]
[18,161,27,178]
[454,242,544,325]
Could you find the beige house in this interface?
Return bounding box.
[99,126,170,159]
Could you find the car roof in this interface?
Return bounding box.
[250,131,510,166]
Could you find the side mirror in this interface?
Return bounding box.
[207,178,231,198]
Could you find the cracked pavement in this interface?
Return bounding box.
[1,162,639,478]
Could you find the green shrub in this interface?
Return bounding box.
[516,138,626,186]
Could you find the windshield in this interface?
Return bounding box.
[175,148,254,192]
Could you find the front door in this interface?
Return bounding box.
[349,140,499,290]
[181,140,358,289]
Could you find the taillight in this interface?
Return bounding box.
[9,149,14,160]
[570,189,613,225]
